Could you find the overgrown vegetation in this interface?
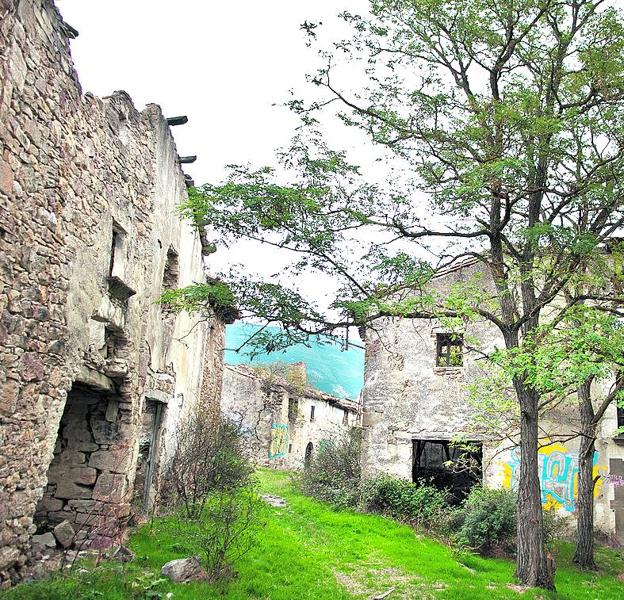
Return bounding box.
[360,474,449,529]
[251,361,309,396]
[301,432,517,555]
[5,470,624,600]
[158,412,260,582]
[299,429,362,508]
[452,488,518,555]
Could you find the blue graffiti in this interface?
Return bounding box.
[506,447,598,512]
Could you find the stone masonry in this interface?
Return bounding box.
[0,0,226,585]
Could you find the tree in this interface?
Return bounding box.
[168,0,624,589]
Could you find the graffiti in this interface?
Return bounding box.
[605,474,624,487]
[268,424,288,459]
[501,442,604,512]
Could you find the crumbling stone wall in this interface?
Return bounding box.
[361,260,624,541]
[0,0,224,584]
[221,364,360,469]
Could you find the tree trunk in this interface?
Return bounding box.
[514,382,555,590]
[573,380,597,569]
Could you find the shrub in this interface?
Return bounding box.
[359,474,449,527]
[160,412,253,519]
[181,489,262,583]
[453,487,517,554]
[299,429,362,508]
[160,411,260,582]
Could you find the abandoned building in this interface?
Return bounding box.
[361,259,624,541]
[220,363,360,468]
[0,0,227,584]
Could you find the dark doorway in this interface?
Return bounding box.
[304,442,314,466]
[134,399,165,512]
[412,439,482,503]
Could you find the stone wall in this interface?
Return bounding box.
[221,365,360,469]
[0,0,225,584]
[361,260,624,541]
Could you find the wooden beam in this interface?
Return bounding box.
[166,116,188,126]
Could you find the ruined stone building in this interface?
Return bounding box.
[220,364,360,468]
[361,259,624,542]
[0,0,226,584]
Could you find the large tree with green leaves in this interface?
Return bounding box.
[170,0,624,589]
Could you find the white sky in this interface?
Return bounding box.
[58,0,373,311]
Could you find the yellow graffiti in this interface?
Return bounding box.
[499,441,606,512]
[269,424,288,459]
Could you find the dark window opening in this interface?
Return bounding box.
[617,405,624,431]
[342,409,348,426]
[436,333,463,367]
[288,397,299,424]
[109,230,119,277]
[162,247,179,291]
[310,405,315,422]
[412,439,482,503]
[109,221,126,279]
[161,248,180,321]
[288,443,293,454]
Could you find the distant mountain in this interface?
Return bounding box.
[224,322,364,400]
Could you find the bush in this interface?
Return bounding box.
[180,488,262,583]
[160,411,260,582]
[299,429,362,508]
[359,474,449,527]
[160,412,253,519]
[453,487,517,554]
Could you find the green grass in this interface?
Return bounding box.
[3,469,623,599]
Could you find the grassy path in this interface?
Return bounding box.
[3,469,624,599]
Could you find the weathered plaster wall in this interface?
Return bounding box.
[361,261,500,479]
[0,0,223,584]
[221,365,359,469]
[362,260,624,541]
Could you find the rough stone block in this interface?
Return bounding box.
[92,472,126,502]
[0,546,20,570]
[59,450,86,466]
[161,556,207,583]
[36,496,63,513]
[68,467,97,485]
[88,449,130,473]
[31,532,56,548]
[53,520,75,548]
[90,419,118,444]
[55,480,92,500]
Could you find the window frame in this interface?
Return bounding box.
[435,333,464,368]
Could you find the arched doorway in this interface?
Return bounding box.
[304,442,313,466]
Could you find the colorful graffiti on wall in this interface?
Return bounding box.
[268,424,288,459]
[501,442,605,512]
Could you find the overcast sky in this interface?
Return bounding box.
[58,0,373,310]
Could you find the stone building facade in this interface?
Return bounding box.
[0,0,226,584]
[221,364,360,469]
[361,260,624,542]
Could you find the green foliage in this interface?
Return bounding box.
[299,429,362,508]
[173,489,262,583]
[160,415,254,520]
[359,474,449,527]
[159,280,238,322]
[452,487,518,555]
[6,470,624,600]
